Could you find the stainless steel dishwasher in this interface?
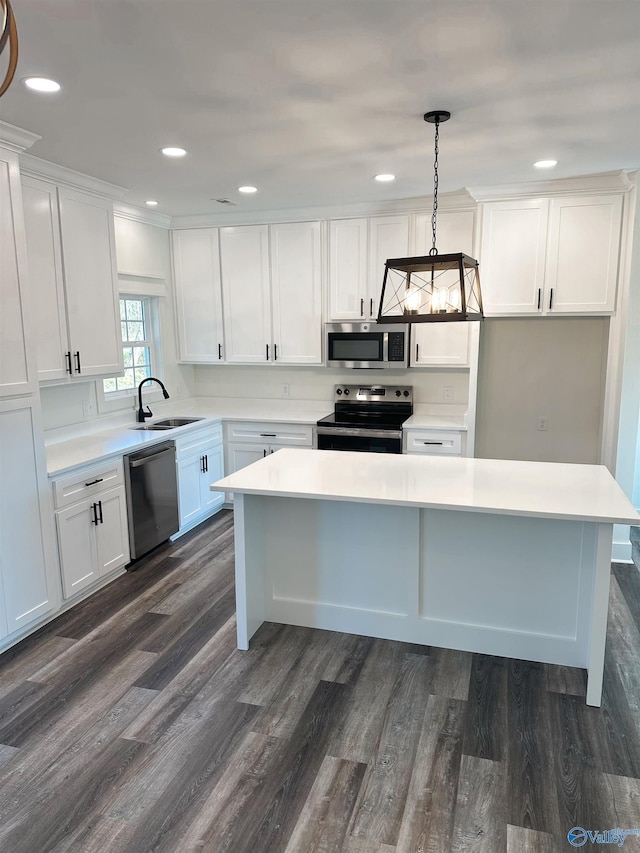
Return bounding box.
[124,441,179,562]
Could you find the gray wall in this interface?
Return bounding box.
[475,318,609,464]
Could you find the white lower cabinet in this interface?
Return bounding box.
[53,460,130,599]
[175,424,225,532]
[225,421,314,475]
[404,429,464,456]
[0,398,55,639]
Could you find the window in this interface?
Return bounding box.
[103,297,154,394]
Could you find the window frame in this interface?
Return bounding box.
[96,294,164,414]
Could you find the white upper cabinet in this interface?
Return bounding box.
[544,195,622,314]
[479,199,549,316]
[328,218,368,320]
[410,210,475,367]
[220,221,322,365]
[172,228,225,363]
[328,216,410,321]
[21,177,123,380]
[21,177,70,382]
[479,194,623,316]
[0,150,36,397]
[270,221,322,364]
[368,215,411,319]
[220,225,271,363]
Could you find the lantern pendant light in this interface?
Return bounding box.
[377,110,483,323]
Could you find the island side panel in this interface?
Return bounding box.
[259,496,422,642]
[418,509,592,668]
[233,493,267,649]
[585,522,614,706]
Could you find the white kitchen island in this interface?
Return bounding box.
[212,449,640,706]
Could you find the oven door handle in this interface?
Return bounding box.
[317,426,403,440]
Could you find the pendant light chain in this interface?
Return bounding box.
[430,117,440,257]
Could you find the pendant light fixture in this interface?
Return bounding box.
[377,110,483,323]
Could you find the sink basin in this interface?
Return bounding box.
[130,424,174,431]
[153,417,204,427]
[130,416,204,431]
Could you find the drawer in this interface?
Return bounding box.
[175,423,223,459]
[404,430,463,455]
[53,458,124,508]
[226,421,313,446]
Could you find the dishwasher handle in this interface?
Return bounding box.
[128,446,175,468]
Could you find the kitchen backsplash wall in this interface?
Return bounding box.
[192,364,470,406]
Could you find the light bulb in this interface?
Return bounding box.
[404,285,421,313]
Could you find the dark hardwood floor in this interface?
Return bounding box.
[1,509,640,852]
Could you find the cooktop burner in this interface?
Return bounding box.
[317,385,413,432]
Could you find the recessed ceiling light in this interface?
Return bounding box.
[375,174,396,182]
[238,186,258,194]
[161,147,187,157]
[145,200,159,207]
[23,76,61,93]
[533,159,558,169]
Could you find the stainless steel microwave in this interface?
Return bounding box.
[325,322,409,369]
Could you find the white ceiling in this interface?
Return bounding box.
[2,0,639,216]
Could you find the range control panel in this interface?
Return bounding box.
[333,385,413,402]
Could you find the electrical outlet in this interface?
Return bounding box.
[82,400,94,417]
[443,386,453,401]
[280,383,290,398]
[537,416,549,431]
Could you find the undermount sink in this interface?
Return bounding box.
[130,416,204,431]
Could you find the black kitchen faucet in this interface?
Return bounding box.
[137,377,170,422]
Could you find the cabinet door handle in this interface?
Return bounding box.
[204,454,208,473]
[416,343,419,362]
[65,352,73,375]
[91,502,99,525]
[549,288,554,310]
[370,298,374,316]
[274,344,278,361]
[84,477,104,487]
[260,433,277,437]
[360,298,364,317]
[200,455,206,473]
[218,343,223,360]
[263,448,267,457]
[97,499,103,524]
[74,351,81,373]
[266,344,269,361]
[537,288,541,310]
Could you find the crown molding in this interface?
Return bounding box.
[18,152,128,199]
[468,170,634,202]
[0,121,41,153]
[170,190,476,229]
[113,202,172,228]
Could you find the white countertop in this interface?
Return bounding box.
[44,396,468,476]
[45,398,331,476]
[212,448,640,525]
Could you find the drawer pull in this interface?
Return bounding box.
[423,441,444,445]
[85,477,104,487]
[260,433,276,437]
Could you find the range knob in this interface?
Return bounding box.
[395,390,401,397]
[344,388,350,395]
[336,388,342,395]
[403,390,410,397]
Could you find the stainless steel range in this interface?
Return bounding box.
[316,384,413,454]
